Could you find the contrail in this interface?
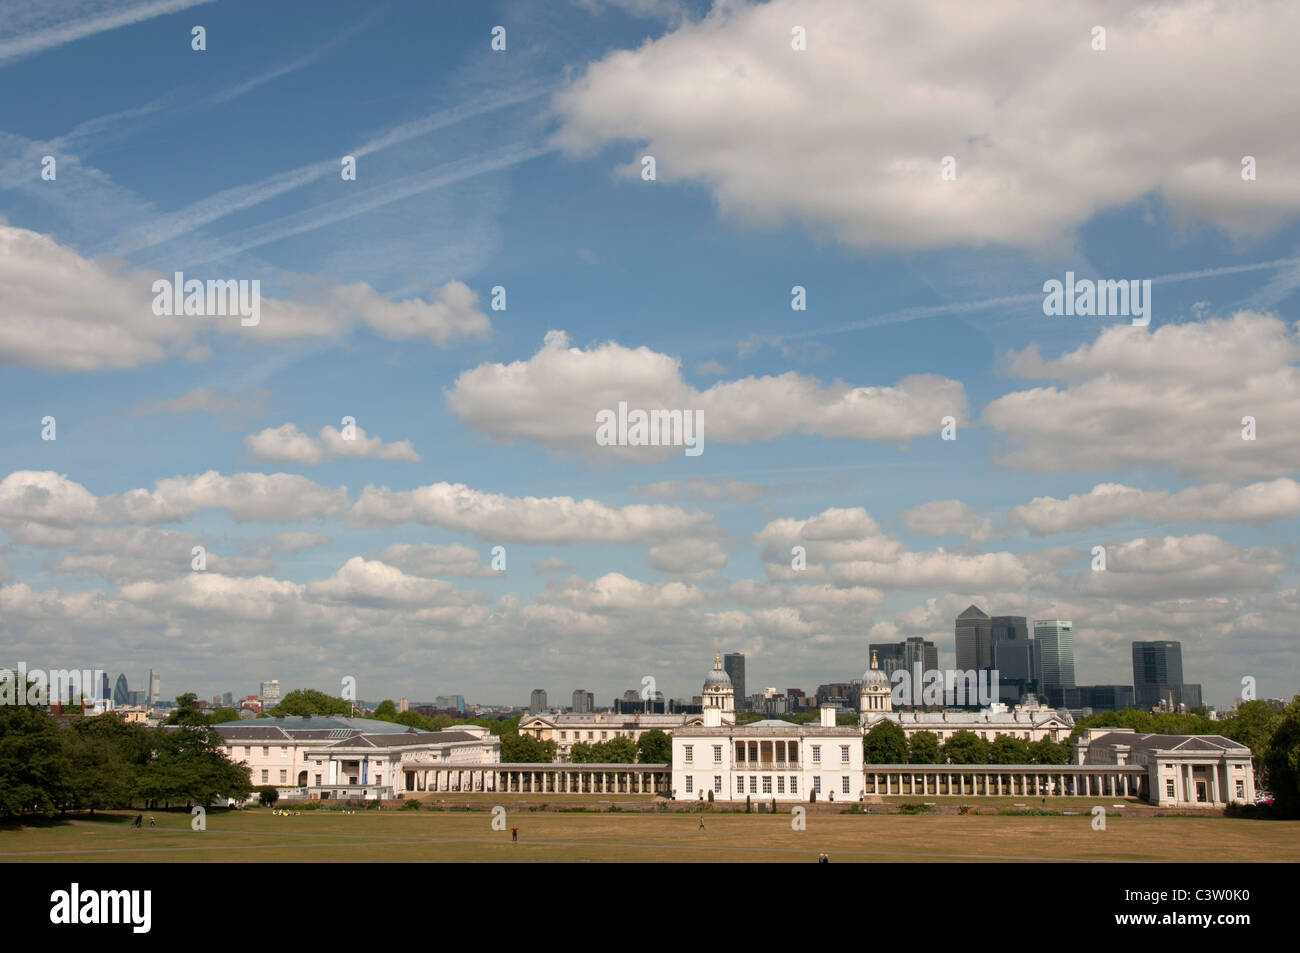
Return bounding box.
[178,142,550,266]
[773,256,1300,343]
[110,86,551,256]
[0,0,216,66]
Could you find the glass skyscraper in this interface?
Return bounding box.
[1033,619,1075,706]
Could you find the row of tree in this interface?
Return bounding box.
[1,697,251,817]
[863,722,1072,765]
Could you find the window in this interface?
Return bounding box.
[280,747,288,759]
[777,777,785,794]
[735,742,746,763]
[279,770,287,783]
[790,777,798,795]
[1236,781,1245,799]
[737,776,746,793]
[601,731,608,740]
[714,776,722,794]
[684,745,694,763]
[762,776,772,794]
[812,745,821,764]
[813,776,821,794]
[842,776,850,794]
[261,770,268,783]
[315,774,321,785]
[685,776,693,794]
[841,745,850,763]
[560,732,567,740]
[713,745,722,763]
[1166,779,1175,798]
[749,777,758,794]
[262,747,269,757]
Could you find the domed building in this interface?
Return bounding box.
[702,652,736,723]
[858,651,893,715]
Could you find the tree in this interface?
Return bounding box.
[1028,737,1071,765]
[863,721,908,764]
[636,729,671,764]
[1221,700,1281,776]
[371,700,398,721]
[138,725,251,808]
[59,732,132,813]
[943,731,990,765]
[208,708,244,724]
[908,731,943,764]
[1263,696,1300,815]
[0,703,68,816]
[270,689,354,718]
[164,693,208,726]
[592,737,637,763]
[990,735,1031,765]
[500,731,555,764]
[257,785,280,807]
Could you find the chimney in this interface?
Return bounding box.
[819,705,836,728]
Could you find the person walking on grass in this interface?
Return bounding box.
[132,814,142,829]
[512,826,518,843]
[698,816,706,832]
[148,816,156,829]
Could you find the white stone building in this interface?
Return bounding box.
[671,706,864,803]
[214,716,498,801]
[1076,728,1255,807]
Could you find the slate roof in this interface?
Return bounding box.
[1089,731,1246,753]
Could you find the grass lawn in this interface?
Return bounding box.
[2,807,1297,862]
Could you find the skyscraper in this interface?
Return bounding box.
[147,669,161,706]
[100,671,111,703]
[113,673,129,706]
[260,679,280,705]
[991,615,1039,703]
[1034,620,1075,706]
[1132,641,1202,711]
[955,605,993,671]
[571,689,594,713]
[723,653,746,711]
[529,689,548,713]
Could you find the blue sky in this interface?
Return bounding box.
[3,0,1300,710]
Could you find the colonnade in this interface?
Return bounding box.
[863,766,1145,798]
[405,764,671,795]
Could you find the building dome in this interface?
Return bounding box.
[862,651,890,689]
[858,650,893,717]
[704,652,733,690]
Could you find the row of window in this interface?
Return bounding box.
[684,744,851,764]
[257,770,383,786]
[681,775,852,795]
[558,729,638,741]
